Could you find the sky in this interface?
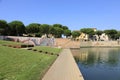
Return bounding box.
[0,0,120,31]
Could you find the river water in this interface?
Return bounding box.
[71,48,120,80]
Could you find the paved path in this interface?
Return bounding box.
[42,49,84,80]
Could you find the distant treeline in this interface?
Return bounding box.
[0,20,71,38]
[0,20,120,39]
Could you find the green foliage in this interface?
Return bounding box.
[64,29,71,37]
[40,24,50,34]
[104,29,117,40]
[26,23,40,33]
[71,31,80,38]
[0,19,71,38]
[8,21,25,36]
[49,25,69,38]
[35,33,42,37]
[0,20,9,35]
[33,46,61,55]
[25,23,69,38]
[3,19,120,40]
[95,30,103,36]
[104,29,117,35]
[62,26,68,30]
[53,24,62,28]
[49,26,57,35]
[21,44,28,48]
[54,27,63,38]
[80,28,95,40]
[80,28,95,35]
[115,31,120,39]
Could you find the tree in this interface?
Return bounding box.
[104,29,117,40]
[40,24,50,35]
[64,29,71,37]
[62,26,68,30]
[0,20,9,35]
[54,27,63,38]
[80,28,95,35]
[26,23,40,34]
[53,24,62,28]
[71,31,80,38]
[49,24,65,38]
[95,30,103,36]
[8,21,25,36]
[80,28,95,39]
[115,31,120,39]
[34,33,42,37]
[49,26,57,35]
[94,30,103,41]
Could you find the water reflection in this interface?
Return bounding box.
[71,48,120,80]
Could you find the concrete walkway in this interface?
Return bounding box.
[42,49,84,80]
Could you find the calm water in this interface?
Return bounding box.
[71,48,120,80]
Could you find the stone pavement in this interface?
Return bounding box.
[42,49,84,80]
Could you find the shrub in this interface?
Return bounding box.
[4,38,14,41]
[45,52,48,54]
[8,45,12,47]
[28,45,34,47]
[13,46,16,48]
[51,53,53,55]
[35,33,42,37]
[21,44,27,48]
[33,49,37,51]
[39,50,42,53]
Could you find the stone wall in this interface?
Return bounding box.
[0,36,55,46]
[80,41,120,48]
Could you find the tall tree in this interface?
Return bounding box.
[95,30,103,36]
[64,29,71,37]
[54,27,63,38]
[0,20,9,35]
[53,24,62,28]
[104,29,117,40]
[49,26,57,35]
[115,31,120,40]
[95,30,103,41]
[26,23,40,33]
[80,28,95,35]
[80,28,95,39]
[62,26,68,30]
[8,21,25,36]
[40,24,50,35]
[71,31,80,38]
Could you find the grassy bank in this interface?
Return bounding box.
[0,40,23,45]
[0,40,34,48]
[0,44,61,80]
[33,46,61,55]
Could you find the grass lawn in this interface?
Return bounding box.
[33,46,62,55]
[0,40,23,45]
[0,45,61,80]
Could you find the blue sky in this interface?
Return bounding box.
[0,0,120,31]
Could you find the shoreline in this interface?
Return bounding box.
[42,49,84,80]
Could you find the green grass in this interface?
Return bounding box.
[33,46,62,55]
[0,45,61,80]
[0,40,24,45]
